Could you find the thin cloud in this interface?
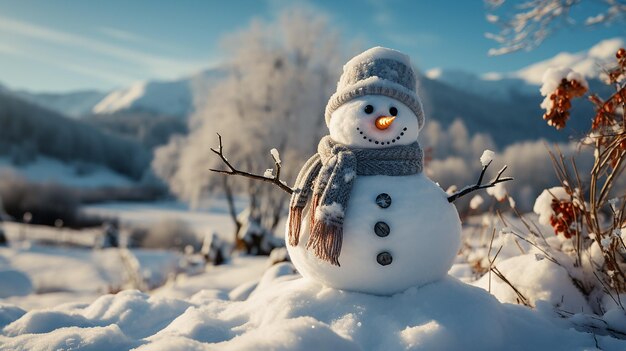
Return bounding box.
[0,15,207,79]
[369,0,393,26]
[0,42,23,55]
[97,26,182,52]
[0,43,133,85]
[98,27,149,43]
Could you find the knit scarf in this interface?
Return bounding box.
[288,135,423,266]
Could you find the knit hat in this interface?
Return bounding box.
[325,47,425,131]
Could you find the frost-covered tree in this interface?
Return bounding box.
[485,0,626,55]
[153,8,348,245]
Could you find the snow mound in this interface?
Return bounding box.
[0,269,33,299]
[0,305,25,329]
[474,254,590,313]
[2,263,625,350]
[533,186,570,226]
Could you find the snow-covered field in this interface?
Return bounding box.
[1,202,625,350]
[82,200,243,242]
[0,157,134,188]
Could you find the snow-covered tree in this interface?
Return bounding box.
[153,8,348,244]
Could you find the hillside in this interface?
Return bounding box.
[419,76,593,146]
[0,91,150,179]
[15,90,107,118]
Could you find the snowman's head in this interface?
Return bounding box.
[325,46,425,147]
[328,95,419,148]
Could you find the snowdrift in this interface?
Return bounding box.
[2,263,625,351]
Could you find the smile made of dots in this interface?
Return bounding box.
[356,127,408,145]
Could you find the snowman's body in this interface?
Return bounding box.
[287,173,461,295]
[285,47,462,295]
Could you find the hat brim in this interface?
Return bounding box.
[325,77,425,131]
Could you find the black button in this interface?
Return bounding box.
[377,252,393,266]
[375,193,392,208]
[374,221,390,237]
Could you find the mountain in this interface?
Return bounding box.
[15,90,107,118]
[424,68,536,100]
[418,76,592,146]
[93,80,191,117]
[512,37,624,85]
[0,69,223,119]
[92,69,223,117]
[426,37,624,100]
[0,90,150,179]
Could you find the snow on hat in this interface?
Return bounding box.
[325,47,425,130]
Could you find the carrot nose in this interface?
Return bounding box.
[375,116,395,130]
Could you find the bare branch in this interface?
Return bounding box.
[448,161,514,203]
[485,0,626,55]
[210,134,294,195]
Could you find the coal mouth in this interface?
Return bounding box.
[356,126,408,145]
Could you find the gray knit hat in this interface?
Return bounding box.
[325,47,425,130]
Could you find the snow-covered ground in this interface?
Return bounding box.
[1,261,625,350]
[1,203,625,350]
[83,199,286,243]
[0,156,134,188]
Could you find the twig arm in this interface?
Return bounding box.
[447,161,513,203]
[209,134,294,195]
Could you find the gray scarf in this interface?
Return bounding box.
[288,136,423,266]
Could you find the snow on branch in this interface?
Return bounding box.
[485,0,626,56]
[210,134,294,195]
[447,158,514,203]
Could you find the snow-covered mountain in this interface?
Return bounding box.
[424,68,536,100]
[0,69,223,119]
[426,37,624,100]
[512,38,624,85]
[92,69,223,117]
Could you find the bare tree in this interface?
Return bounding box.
[485,0,626,55]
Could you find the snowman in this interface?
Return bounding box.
[283,47,462,295]
[212,47,510,295]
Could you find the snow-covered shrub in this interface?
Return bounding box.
[200,232,230,265]
[0,172,80,227]
[481,48,626,319]
[0,225,6,246]
[128,219,200,252]
[236,208,284,256]
[100,222,120,248]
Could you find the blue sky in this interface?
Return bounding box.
[0,0,623,93]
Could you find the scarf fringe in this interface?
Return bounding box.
[287,206,303,246]
[306,220,342,266]
[309,194,320,231]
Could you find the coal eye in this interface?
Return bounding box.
[364,105,374,114]
[389,107,398,116]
